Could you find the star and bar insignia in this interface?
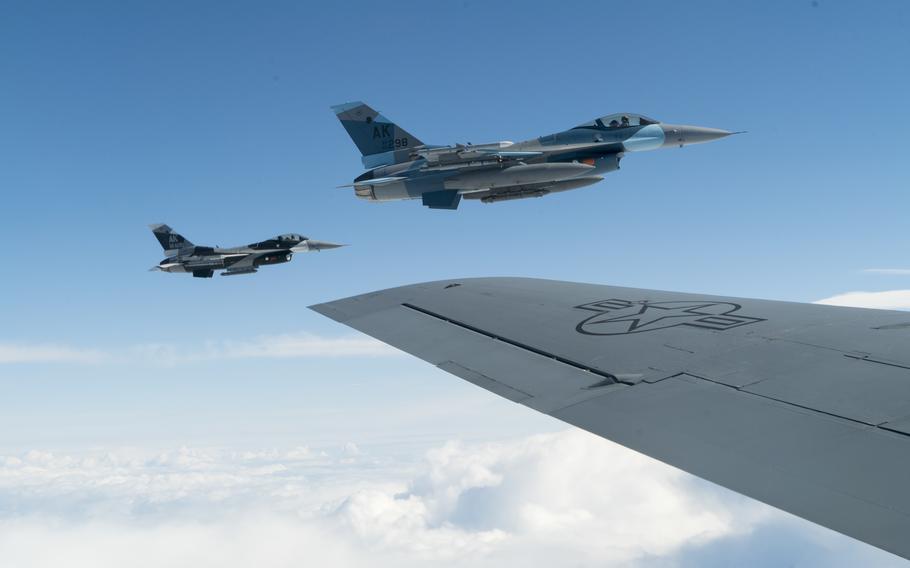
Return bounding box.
[575,299,766,336]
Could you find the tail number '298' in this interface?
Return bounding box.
[381,137,409,150]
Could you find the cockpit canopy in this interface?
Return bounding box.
[574,113,660,129]
[276,233,306,242]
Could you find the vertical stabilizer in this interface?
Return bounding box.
[150,224,193,255]
[331,101,424,167]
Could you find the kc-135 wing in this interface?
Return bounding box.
[311,277,910,561]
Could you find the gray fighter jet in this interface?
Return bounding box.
[149,224,343,278]
[313,277,910,561]
[333,101,738,209]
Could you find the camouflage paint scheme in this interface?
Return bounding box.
[149,224,343,278]
[332,101,737,209]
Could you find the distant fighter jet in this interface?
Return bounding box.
[149,224,343,278]
[332,101,739,209]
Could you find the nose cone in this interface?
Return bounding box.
[294,240,346,252]
[662,124,737,148]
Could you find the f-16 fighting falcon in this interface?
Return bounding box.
[332,101,739,209]
[149,224,343,278]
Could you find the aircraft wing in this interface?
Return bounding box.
[221,252,276,275]
[418,146,543,165]
[311,277,910,560]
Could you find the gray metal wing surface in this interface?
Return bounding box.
[310,277,910,560]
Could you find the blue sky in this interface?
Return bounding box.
[2,1,910,566]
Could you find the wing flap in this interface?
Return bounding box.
[438,361,533,403]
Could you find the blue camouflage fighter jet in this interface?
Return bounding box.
[332,101,738,209]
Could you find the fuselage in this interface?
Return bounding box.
[351,114,733,205]
[157,247,295,275]
[154,233,343,278]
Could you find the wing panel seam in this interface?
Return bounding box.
[400,303,620,384]
[844,352,910,370]
[685,371,910,436]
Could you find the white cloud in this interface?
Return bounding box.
[862,268,910,275]
[0,333,397,365]
[129,332,397,365]
[200,333,397,359]
[0,430,777,568]
[0,343,107,364]
[2,430,903,567]
[814,290,910,310]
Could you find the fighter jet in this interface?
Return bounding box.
[332,101,739,209]
[149,224,343,278]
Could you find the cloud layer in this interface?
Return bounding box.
[862,269,910,276]
[814,290,910,309]
[0,430,772,568]
[0,343,107,364]
[0,332,397,365]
